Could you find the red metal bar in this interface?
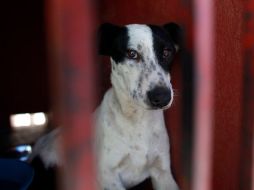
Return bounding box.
[242,1,254,190]
[46,0,96,190]
[192,0,215,190]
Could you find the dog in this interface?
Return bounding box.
[29,22,182,190]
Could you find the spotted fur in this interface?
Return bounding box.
[30,22,182,190]
[107,24,177,110]
[96,23,181,190]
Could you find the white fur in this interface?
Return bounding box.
[95,89,178,190]
[96,25,178,189]
[28,128,62,168]
[30,24,179,190]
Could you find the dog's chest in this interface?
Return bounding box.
[98,109,163,187]
[102,115,156,163]
[95,89,167,187]
[103,120,156,187]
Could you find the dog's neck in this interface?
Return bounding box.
[113,87,143,118]
[110,74,146,121]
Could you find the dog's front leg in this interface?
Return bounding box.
[150,156,179,190]
[100,171,126,190]
[101,183,125,190]
[150,169,179,190]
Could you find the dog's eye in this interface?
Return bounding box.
[163,48,172,58]
[127,49,139,60]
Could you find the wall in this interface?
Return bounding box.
[213,1,244,190]
[0,0,49,114]
[0,0,49,149]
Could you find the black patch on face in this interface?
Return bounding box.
[148,25,176,72]
[111,29,129,63]
[98,23,128,63]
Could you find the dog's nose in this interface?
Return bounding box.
[147,87,171,108]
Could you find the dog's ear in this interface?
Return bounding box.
[163,22,183,51]
[98,23,124,56]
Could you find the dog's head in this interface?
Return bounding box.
[99,23,182,110]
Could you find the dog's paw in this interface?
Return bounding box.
[28,128,62,168]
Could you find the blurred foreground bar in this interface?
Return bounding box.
[192,0,215,190]
[46,0,96,190]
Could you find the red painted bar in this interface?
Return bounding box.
[46,0,96,190]
[212,1,243,189]
[242,1,254,190]
[192,0,215,190]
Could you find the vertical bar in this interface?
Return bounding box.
[46,0,96,190]
[192,0,215,190]
[253,137,254,190]
[242,1,254,190]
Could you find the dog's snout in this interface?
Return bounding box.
[147,87,171,108]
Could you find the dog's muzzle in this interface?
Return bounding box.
[147,86,171,109]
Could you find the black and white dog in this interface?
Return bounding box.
[30,22,181,190]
